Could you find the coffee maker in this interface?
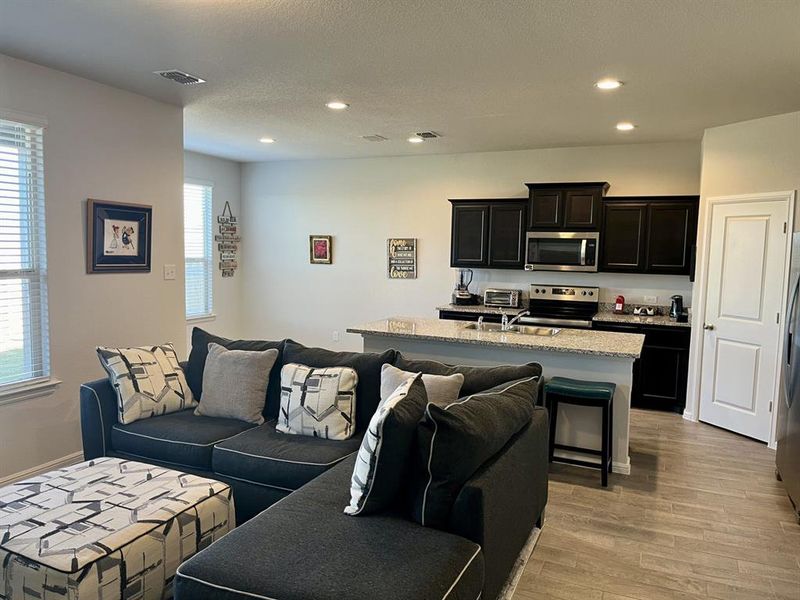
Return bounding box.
[670,294,684,319]
[452,268,479,305]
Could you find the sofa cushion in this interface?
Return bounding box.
[394,352,542,396]
[97,344,196,424]
[410,376,538,530]
[111,409,255,470]
[186,327,285,418]
[194,344,279,425]
[175,456,484,600]
[212,421,362,491]
[283,341,396,431]
[345,374,428,516]
[277,363,359,440]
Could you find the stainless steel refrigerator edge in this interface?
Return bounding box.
[777,232,800,523]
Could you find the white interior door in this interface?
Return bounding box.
[699,198,790,441]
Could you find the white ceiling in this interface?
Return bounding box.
[1,0,799,162]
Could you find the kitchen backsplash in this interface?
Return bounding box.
[463,269,693,308]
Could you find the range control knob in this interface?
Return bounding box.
[588,291,594,296]
[581,291,587,296]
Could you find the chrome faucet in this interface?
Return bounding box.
[477,315,484,330]
[502,309,530,331]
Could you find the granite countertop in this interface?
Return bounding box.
[592,310,692,329]
[348,317,644,359]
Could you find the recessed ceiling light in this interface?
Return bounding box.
[407,136,424,144]
[616,122,636,131]
[259,137,276,144]
[326,101,350,110]
[595,78,623,90]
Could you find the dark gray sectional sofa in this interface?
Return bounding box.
[80,329,549,600]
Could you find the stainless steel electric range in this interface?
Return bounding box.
[519,284,599,329]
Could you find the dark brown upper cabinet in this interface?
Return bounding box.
[450,202,489,267]
[525,182,610,231]
[600,201,648,272]
[600,196,699,275]
[450,199,527,269]
[646,200,698,274]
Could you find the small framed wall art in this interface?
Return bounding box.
[87,199,152,273]
[309,235,332,264]
[387,238,417,279]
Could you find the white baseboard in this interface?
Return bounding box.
[497,524,542,600]
[0,451,84,486]
[682,409,696,421]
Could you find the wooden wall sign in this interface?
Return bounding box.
[215,201,240,277]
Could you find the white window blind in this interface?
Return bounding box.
[0,117,50,389]
[184,182,213,319]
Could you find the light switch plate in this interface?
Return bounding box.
[163,264,176,280]
[332,330,340,342]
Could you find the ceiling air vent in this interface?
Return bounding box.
[361,134,389,142]
[154,70,206,85]
[415,131,441,139]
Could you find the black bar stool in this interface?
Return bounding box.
[544,376,616,487]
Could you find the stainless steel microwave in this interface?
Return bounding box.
[524,231,600,272]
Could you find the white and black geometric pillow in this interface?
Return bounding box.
[345,374,428,516]
[97,344,196,424]
[277,363,359,440]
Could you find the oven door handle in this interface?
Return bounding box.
[580,240,587,266]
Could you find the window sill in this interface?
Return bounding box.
[186,313,217,324]
[0,377,62,407]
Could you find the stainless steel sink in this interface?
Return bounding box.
[463,322,506,332]
[463,323,561,336]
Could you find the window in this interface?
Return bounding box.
[184,181,213,319]
[0,117,50,389]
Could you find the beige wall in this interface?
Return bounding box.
[183,151,243,345]
[699,111,800,201]
[0,54,185,480]
[241,141,701,351]
[687,111,800,426]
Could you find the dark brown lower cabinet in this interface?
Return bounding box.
[592,322,690,413]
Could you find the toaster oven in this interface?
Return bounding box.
[483,288,521,308]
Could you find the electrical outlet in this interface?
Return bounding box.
[644,295,658,304]
[332,330,340,342]
[163,264,176,280]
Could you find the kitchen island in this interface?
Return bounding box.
[347,317,644,474]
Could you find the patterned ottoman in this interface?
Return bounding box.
[0,457,234,599]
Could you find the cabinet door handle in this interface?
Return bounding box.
[703,323,715,330]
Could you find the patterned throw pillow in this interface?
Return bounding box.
[277,363,358,440]
[97,344,196,425]
[345,374,428,516]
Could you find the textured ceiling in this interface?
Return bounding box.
[1,0,799,162]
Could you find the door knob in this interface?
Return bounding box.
[703,323,715,330]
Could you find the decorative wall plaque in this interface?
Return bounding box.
[216,201,239,277]
[387,238,417,279]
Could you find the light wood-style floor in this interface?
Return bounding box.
[516,409,800,600]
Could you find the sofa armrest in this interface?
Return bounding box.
[447,406,549,600]
[80,378,119,460]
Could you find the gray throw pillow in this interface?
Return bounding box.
[194,343,279,425]
[379,364,464,407]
